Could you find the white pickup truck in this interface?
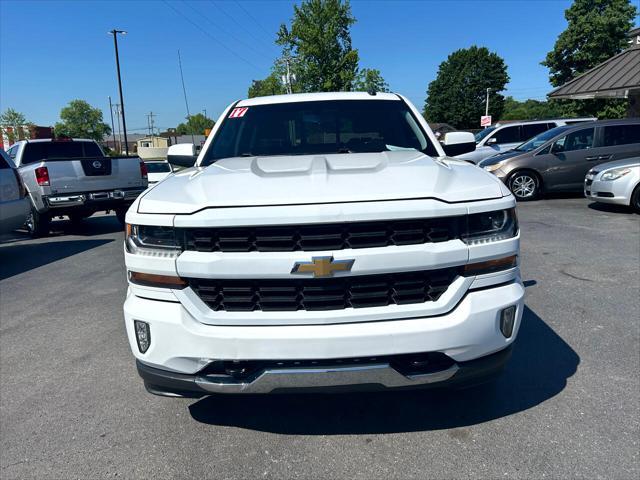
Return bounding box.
[7,138,148,236]
[124,92,524,397]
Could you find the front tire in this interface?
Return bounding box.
[631,185,640,213]
[508,170,540,201]
[26,205,50,238]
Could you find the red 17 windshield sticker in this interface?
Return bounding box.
[229,107,248,118]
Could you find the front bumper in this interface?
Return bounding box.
[584,178,629,206]
[137,346,513,397]
[125,280,524,394]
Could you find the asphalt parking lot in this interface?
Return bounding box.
[1,198,638,479]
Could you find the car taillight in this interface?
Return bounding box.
[12,169,27,198]
[35,166,50,186]
[139,161,148,179]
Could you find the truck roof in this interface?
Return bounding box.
[237,91,400,107]
[15,138,97,144]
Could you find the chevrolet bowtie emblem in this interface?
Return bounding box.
[291,256,355,278]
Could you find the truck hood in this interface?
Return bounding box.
[138,151,504,214]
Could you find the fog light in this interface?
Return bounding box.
[500,306,517,338]
[134,320,151,353]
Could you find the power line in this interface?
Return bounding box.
[184,0,273,59]
[234,0,275,41]
[162,0,261,71]
[210,0,278,53]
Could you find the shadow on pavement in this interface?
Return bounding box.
[587,201,635,215]
[189,305,579,434]
[0,238,113,280]
[48,214,125,237]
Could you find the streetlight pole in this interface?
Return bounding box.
[109,29,129,156]
[485,88,490,117]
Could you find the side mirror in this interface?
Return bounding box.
[486,137,498,145]
[167,143,198,168]
[551,141,564,154]
[440,131,476,156]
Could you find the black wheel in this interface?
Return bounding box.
[631,185,640,213]
[508,170,540,201]
[115,207,128,226]
[25,205,50,238]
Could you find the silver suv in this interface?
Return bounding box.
[457,118,595,164]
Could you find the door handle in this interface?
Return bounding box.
[598,155,612,161]
[585,156,599,161]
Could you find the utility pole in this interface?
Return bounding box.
[146,111,157,137]
[109,29,129,155]
[113,104,122,154]
[282,56,295,95]
[485,88,490,117]
[108,96,116,152]
[202,108,207,118]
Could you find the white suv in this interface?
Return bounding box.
[123,92,524,397]
[457,118,596,164]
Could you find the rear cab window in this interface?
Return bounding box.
[21,141,103,164]
[146,162,172,173]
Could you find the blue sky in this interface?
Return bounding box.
[1,0,632,133]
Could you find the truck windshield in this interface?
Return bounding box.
[202,100,437,165]
[21,141,103,164]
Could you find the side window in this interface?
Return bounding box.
[602,124,640,146]
[553,128,595,153]
[7,145,18,161]
[492,126,521,144]
[522,123,550,140]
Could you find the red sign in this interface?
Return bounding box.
[229,107,248,118]
[480,115,492,127]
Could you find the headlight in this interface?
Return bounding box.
[125,224,182,257]
[462,208,518,245]
[483,162,504,173]
[601,168,631,181]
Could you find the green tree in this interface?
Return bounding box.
[248,72,287,98]
[54,100,111,141]
[353,68,389,93]
[0,108,28,126]
[277,0,359,92]
[176,113,215,135]
[424,46,509,129]
[0,108,32,143]
[542,0,637,118]
[500,97,565,120]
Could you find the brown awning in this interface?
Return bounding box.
[548,47,640,100]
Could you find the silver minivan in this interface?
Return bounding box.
[479,119,640,200]
[456,118,595,164]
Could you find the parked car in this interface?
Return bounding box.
[456,118,596,164]
[145,160,173,185]
[479,119,640,200]
[7,138,148,236]
[123,91,523,398]
[0,149,29,234]
[585,157,640,212]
